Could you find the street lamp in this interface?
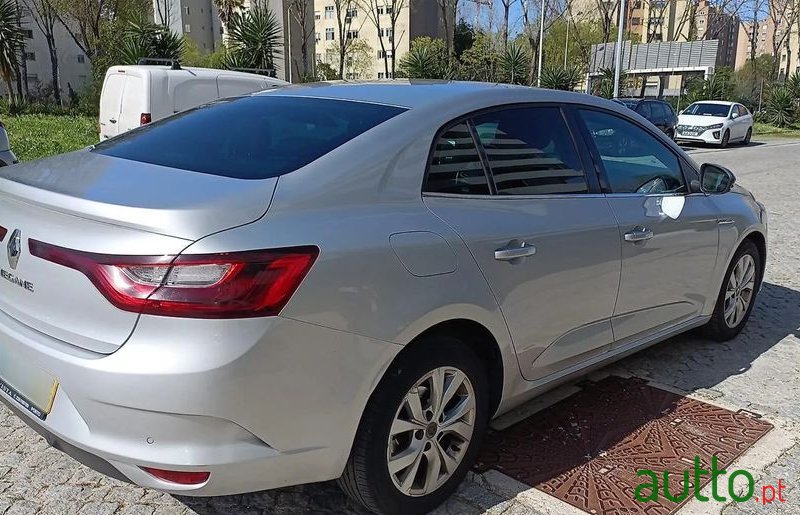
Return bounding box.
[613,0,626,98]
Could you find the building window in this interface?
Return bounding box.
[325,27,335,40]
[184,24,191,32]
[184,5,190,14]
[315,32,321,41]
[77,54,85,63]
[346,30,359,39]
[346,7,357,18]
[381,28,393,38]
[378,72,384,78]
[324,5,334,19]
[24,52,35,61]
[26,74,38,82]
[377,6,383,14]
[385,5,393,13]
[22,29,33,38]
[315,10,320,19]
[345,73,360,79]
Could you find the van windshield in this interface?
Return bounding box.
[92,95,407,180]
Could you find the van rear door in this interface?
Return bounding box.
[99,73,125,139]
[119,74,148,134]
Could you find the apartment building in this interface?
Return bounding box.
[734,19,775,69]
[0,11,91,100]
[154,0,224,53]
[155,0,314,82]
[313,0,441,80]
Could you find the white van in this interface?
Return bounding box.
[99,63,287,139]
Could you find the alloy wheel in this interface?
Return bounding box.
[386,367,476,497]
[724,254,756,328]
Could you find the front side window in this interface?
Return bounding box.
[425,123,489,195]
[636,102,652,119]
[579,109,685,194]
[473,107,588,195]
[93,96,406,180]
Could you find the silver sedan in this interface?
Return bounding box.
[0,82,766,515]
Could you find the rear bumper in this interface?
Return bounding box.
[0,309,400,495]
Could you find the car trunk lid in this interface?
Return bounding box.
[0,151,277,353]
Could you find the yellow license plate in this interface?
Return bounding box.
[0,348,58,420]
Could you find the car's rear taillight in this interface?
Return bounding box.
[140,113,152,125]
[29,240,318,318]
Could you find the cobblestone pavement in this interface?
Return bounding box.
[0,139,798,514]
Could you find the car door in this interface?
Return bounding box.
[576,108,720,344]
[737,105,752,137]
[636,101,653,127]
[423,105,621,381]
[729,104,745,139]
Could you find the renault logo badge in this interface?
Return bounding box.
[7,229,21,269]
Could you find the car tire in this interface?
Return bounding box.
[338,335,489,515]
[742,128,752,145]
[702,239,761,341]
[720,129,730,148]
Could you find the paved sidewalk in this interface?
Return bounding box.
[0,139,798,515]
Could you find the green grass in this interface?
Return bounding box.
[3,114,97,162]
[753,121,800,138]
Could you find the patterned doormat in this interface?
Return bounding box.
[476,376,773,515]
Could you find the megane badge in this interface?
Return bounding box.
[7,229,21,269]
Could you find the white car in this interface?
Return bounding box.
[676,101,753,147]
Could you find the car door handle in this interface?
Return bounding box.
[109,119,117,124]
[624,227,654,242]
[494,241,536,261]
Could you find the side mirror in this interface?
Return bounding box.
[700,163,736,194]
[731,112,739,119]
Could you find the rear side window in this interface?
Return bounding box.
[425,123,490,195]
[651,102,667,120]
[93,96,406,180]
[637,102,652,119]
[472,107,588,195]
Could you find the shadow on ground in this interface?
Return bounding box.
[177,282,799,515]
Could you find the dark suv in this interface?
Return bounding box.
[613,98,678,139]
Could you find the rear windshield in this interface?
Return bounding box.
[92,95,407,179]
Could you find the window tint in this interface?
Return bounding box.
[637,102,652,119]
[579,109,686,194]
[683,102,730,117]
[93,96,406,180]
[651,102,667,120]
[738,105,748,116]
[472,107,588,195]
[425,123,490,195]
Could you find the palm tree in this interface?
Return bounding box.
[224,3,282,72]
[213,0,245,32]
[120,18,184,65]
[0,0,21,105]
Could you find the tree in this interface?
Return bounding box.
[331,0,366,77]
[22,0,61,103]
[289,0,314,79]
[398,36,453,78]
[499,0,515,47]
[120,18,184,65]
[213,0,245,32]
[498,41,530,83]
[767,0,799,79]
[0,0,21,105]
[435,0,459,54]
[225,2,283,71]
[459,32,498,81]
[520,0,567,83]
[357,0,390,76]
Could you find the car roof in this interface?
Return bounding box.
[253,80,613,110]
[107,65,288,83]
